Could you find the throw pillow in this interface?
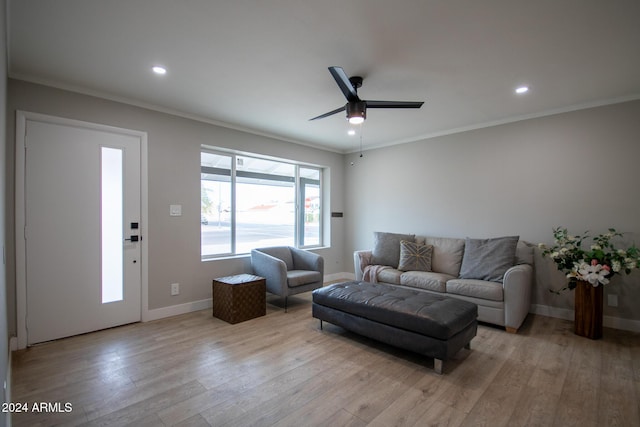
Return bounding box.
[458,236,519,282]
[398,240,433,272]
[371,231,415,268]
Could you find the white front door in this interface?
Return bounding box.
[21,115,142,345]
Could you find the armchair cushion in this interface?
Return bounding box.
[288,270,323,287]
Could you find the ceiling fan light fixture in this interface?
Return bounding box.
[346,101,366,124]
[348,116,365,125]
[152,65,167,75]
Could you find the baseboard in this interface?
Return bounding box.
[530,304,640,333]
[143,298,212,322]
[324,272,354,283]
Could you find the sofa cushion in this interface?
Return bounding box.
[459,236,519,282]
[400,271,454,292]
[398,240,433,272]
[377,268,403,285]
[423,236,465,277]
[446,278,504,302]
[371,232,415,268]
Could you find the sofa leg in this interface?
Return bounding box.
[320,320,323,330]
[464,342,471,350]
[506,327,518,334]
[284,296,288,313]
[434,359,443,375]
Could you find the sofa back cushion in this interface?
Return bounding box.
[371,231,415,268]
[422,236,466,276]
[459,236,519,282]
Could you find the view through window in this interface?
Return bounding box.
[201,150,322,258]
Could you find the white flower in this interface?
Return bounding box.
[577,261,610,286]
[612,260,622,272]
[617,249,626,256]
[625,258,636,270]
[550,251,560,259]
[591,244,602,251]
[560,247,569,254]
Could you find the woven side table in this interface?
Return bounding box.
[212,274,266,324]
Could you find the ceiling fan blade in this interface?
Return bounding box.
[365,100,424,109]
[309,105,346,121]
[328,66,360,102]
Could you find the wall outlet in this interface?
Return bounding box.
[607,294,618,307]
[171,283,180,296]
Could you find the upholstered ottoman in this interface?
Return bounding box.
[312,281,477,374]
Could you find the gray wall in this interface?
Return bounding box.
[5,79,346,333]
[344,100,640,323]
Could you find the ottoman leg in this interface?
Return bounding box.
[434,359,443,375]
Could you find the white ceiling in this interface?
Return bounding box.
[8,0,640,153]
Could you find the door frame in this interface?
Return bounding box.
[15,111,149,349]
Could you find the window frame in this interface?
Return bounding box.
[201,147,323,260]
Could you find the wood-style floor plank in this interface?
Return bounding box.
[10,290,640,427]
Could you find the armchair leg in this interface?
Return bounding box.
[284,296,288,313]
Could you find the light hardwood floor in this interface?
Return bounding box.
[11,290,640,427]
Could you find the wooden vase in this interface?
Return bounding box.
[574,280,603,339]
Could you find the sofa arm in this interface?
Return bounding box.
[354,250,372,281]
[502,264,533,332]
[251,249,288,296]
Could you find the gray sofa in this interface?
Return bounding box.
[354,232,533,333]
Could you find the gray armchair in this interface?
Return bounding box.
[251,246,324,311]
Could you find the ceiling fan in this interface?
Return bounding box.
[310,66,424,124]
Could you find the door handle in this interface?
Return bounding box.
[125,235,140,242]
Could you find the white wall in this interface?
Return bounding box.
[1,0,9,424]
[344,100,640,324]
[5,79,346,333]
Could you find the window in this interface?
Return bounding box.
[201,149,323,258]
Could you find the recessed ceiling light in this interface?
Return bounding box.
[515,86,529,94]
[347,129,356,136]
[152,66,167,75]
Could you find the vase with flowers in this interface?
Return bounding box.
[539,227,640,339]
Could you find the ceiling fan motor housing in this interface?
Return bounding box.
[346,101,366,121]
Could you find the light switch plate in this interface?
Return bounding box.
[170,204,182,216]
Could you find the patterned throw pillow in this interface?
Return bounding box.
[398,240,433,272]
